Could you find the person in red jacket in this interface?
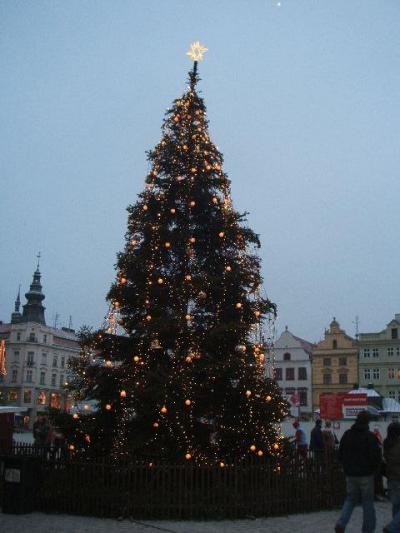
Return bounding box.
[335,411,381,533]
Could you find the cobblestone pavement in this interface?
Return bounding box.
[0,502,392,532]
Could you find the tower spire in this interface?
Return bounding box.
[21,260,46,325]
[11,285,22,323]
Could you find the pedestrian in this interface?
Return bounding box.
[383,422,400,533]
[32,416,42,445]
[334,410,381,533]
[293,420,308,458]
[322,420,338,450]
[310,419,324,454]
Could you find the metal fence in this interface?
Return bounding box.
[0,444,346,519]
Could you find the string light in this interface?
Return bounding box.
[218,232,224,238]
[105,404,112,411]
[120,390,127,398]
[160,406,167,414]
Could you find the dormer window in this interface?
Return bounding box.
[283,352,291,361]
[392,328,398,340]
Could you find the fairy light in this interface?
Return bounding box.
[67,43,286,465]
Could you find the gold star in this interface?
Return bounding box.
[186,41,208,62]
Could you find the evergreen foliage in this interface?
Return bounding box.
[65,62,288,464]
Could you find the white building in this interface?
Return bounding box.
[0,263,80,424]
[273,327,314,418]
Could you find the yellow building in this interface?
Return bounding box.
[312,318,358,411]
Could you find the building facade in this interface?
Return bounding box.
[358,314,400,400]
[312,318,358,411]
[0,264,80,424]
[273,327,314,417]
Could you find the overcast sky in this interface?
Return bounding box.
[1,1,399,342]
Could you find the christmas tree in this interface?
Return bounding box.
[67,43,288,464]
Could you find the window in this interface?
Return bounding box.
[41,353,47,364]
[339,374,348,384]
[53,356,58,368]
[323,374,332,385]
[23,390,32,403]
[40,371,45,385]
[11,369,18,383]
[298,389,308,406]
[37,392,46,405]
[363,348,370,358]
[27,352,34,367]
[13,351,19,362]
[26,370,33,383]
[373,368,380,380]
[43,334,47,343]
[389,391,396,399]
[283,352,291,361]
[364,368,371,381]
[298,367,307,380]
[392,328,399,340]
[323,358,331,366]
[339,357,347,367]
[51,373,56,386]
[8,391,18,402]
[28,332,36,342]
[286,368,295,381]
[397,347,400,357]
[16,332,21,341]
[388,368,395,379]
[372,348,379,358]
[61,356,65,368]
[274,367,282,381]
[59,374,64,387]
[332,340,337,349]
[388,347,394,357]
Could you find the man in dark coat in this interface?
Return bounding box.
[310,419,324,453]
[335,410,381,533]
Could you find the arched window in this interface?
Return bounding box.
[283,352,291,361]
[333,340,337,349]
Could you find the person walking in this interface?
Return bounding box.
[335,410,381,533]
[383,422,400,533]
[310,419,324,454]
[323,420,338,449]
[293,420,308,458]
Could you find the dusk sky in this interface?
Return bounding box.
[1,1,399,343]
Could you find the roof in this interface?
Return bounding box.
[291,334,315,355]
[348,387,381,398]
